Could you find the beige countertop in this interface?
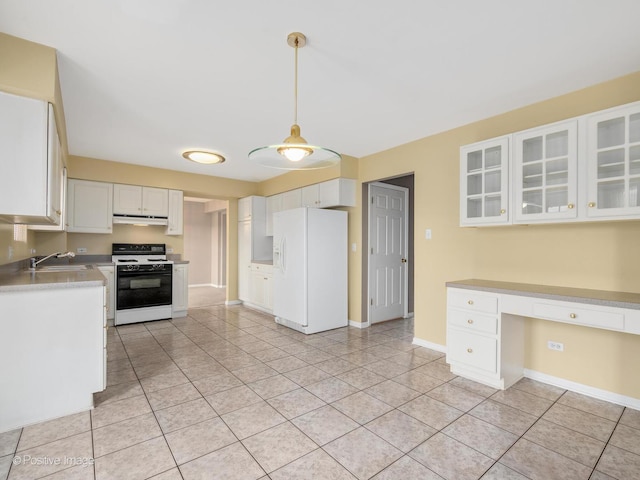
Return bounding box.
[0,267,106,292]
[446,279,640,310]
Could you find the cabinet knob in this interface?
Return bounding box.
[569,313,577,319]
[467,319,474,324]
[588,202,596,208]
[467,348,473,353]
[500,209,506,214]
[567,203,574,209]
[467,300,474,305]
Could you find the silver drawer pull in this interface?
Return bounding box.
[569,313,577,319]
[467,348,473,353]
[467,319,474,324]
[467,300,474,305]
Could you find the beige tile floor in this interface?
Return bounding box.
[2,305,640,480]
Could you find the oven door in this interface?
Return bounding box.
[116,267,172,311]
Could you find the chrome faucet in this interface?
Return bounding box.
[29,251,76,270]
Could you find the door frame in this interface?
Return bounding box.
[367,181,410,324]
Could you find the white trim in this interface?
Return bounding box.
[189,283,216,288]
[225,300,242,306]
[403,312,415,319]
[349,320,370,329]
[412,337,447,353]
[524,369,640,410]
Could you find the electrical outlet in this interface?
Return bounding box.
[77,247,87,254]
[167,248,174,253]
[547,341,564,352]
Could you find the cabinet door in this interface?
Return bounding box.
[113,184,142,215]
[301,184,320,207]
[282,189,302,210]
[460,137,510,226]
[166,190,184,235]
[514,121,578,223]
[238,221,251,301]
[586,102,640,218]
[318,178,356,208]
[249,268,265,307]
[67,180,113,233]
[264,274,273,311]
[97,266,115,320]
[46,105,62,225]
[238,197,252,221]
[172,264,189,314]
[266,194,282,236]
[142,187,169,217]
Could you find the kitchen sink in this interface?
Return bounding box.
[32,265,92,272]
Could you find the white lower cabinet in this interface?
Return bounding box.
[172,263,189,318]
[446,288,524,390]
[247,263,273,313]
[97,265,115,320]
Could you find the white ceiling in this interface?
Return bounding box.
[2,1,640,182]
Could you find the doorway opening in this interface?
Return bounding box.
[362,174,415,326]
[183,197,228,308]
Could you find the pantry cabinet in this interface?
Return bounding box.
[513,120,578,223]
[238,196,272,302]
[0,91,63,225]
[459,137,510,226]
[113,184,169,217]
[67,179,113,233]
[585,102,640,219]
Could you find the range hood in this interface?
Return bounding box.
[112,215,168,226]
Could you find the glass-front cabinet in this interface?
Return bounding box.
[459,137,509,226]
[513,121,578,223]
[586,103,640,218]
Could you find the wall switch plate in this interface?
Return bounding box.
[425,229,432,240]
[547,341,564,352]
[77,247,87,254]
[351,243,357,252]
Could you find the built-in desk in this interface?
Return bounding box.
[445,279,640,391]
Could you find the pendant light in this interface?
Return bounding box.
[249,32,341,170]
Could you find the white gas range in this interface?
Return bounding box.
[112,243,173,325]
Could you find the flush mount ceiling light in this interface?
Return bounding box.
[248,32,341,170]
[182,150,226,165]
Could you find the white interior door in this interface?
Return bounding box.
[368,183,408,324]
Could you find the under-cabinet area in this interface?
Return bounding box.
[460,100,640,226]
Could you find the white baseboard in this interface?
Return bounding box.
[523,369,640,410]
[412,337,447,353]
[349,320,370,329]
[225,300,242,306]
[189,283,226,288]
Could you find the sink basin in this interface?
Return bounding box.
[33,265,91,272]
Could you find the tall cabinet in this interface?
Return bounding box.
[238,196,272,302]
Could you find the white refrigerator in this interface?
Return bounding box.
[273,207,348,334]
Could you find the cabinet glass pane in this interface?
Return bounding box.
[546,131,568,158]
[467,151,482,172]
[597,180,625,209]
[485,146,501,169]
[631,146,640,175]
[523,163,543,188]
[467,174,482,196]
[485,195,501,217]
[523,137,543,163]
[597,149,625,179]
[546,187,568,212]
[630,113,640,143]
[484,170,501,194]
[522,190,543,214]
[467,198,482,218]
[598,117,625,148]
[630,178,640,207]
[546,158,568,185]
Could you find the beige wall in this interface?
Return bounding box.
[358,71,640,398]
[184,202,213,285]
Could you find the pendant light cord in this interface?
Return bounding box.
[293,37,299,125]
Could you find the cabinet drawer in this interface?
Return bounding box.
[448,309,498,335]
[447,329,497,373]
[532,303,624,331]
[448,289,498,314]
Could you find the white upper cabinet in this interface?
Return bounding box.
[0,92,63,225]
[113,184,169,217]
[166,189,184,235]
[513,121,578,223]
[586,102,640,218]
[266,189,302,235]
[460,137,510,226]
[301,178,356,208]
[67,179,113,233]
